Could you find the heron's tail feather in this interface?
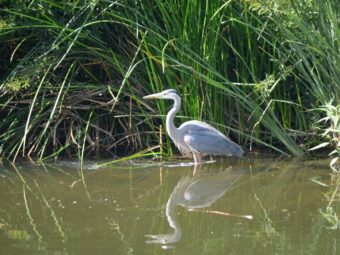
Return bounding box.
[223,140,244,158]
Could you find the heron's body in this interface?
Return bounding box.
[143,89,244,164]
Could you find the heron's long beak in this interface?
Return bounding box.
[143,92,163,99]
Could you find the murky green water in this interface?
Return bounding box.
[0,157,339,254]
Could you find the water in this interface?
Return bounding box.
[0,157,339,254]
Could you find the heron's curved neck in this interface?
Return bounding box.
[166,94,181,139]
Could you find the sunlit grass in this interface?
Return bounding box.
[0,0,338,162]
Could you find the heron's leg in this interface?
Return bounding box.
[193,153,202,165]
[196,153,202,164]
[193,163,201,176]
[192,153,198,165]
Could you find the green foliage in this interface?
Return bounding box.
[269,0,340,162]
[0,0,338,161]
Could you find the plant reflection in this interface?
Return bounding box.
[146,165,244,247]
[319,171,340,229]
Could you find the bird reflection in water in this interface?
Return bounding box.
[146,166,247,248]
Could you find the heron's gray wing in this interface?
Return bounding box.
[183,127,243,157]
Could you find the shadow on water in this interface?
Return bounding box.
[0,157,339,254]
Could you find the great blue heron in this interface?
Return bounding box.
[143,89,244,164]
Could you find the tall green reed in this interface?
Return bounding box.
[262,0,339,158]
[3,0,338,161]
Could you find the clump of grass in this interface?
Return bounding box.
[3,77,30,92]
[0,1,152,161]
[0,0,338,162]
[246,0,339,153]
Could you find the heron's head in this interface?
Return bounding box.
[143,89,178,100]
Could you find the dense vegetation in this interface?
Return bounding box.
[0,0,339,162]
